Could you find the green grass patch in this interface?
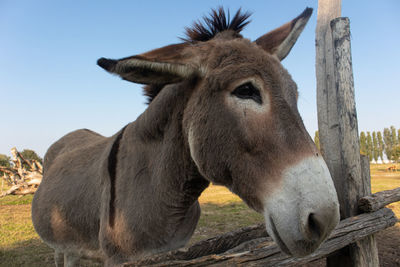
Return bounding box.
[0,194,33,206]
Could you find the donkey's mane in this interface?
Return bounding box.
[182,7,251,43]
[144,8,251,104]
[143,84,165,104]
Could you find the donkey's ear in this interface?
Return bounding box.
[255,8,312,61]
[97,43,198,84]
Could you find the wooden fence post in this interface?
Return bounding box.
[316,8,380,266]
[357,155,379,266]
[315,0,344,216]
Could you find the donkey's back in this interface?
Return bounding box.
[44,129,105,171]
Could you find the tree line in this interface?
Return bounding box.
[314,126,400,163]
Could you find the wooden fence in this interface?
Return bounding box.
[122,195,397,266]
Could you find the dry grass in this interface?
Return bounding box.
[191,185,263,243]
[0,164,399,266]
[370,163,400,223]
[0,203,55,266]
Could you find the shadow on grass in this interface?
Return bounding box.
[0,239,54,267]
[0,238,101,267]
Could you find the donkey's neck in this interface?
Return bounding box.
[134,82,209,204]
[113,82,209,252]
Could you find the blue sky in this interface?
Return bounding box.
[1,1,399,157]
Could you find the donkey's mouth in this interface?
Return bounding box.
[268,217,292,256]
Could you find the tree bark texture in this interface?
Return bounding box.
[316,2,380,265]
[316,0,343,207]
[359,187,400,212]
[324,16,380,267]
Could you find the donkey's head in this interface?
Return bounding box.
[98,7,339,256]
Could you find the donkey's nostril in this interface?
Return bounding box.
[306,213,324,241]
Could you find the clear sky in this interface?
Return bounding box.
[1,1,399,157]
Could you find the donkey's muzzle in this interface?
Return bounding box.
[263,156,340,256]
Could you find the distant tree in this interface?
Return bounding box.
[0,154,11,176]
[391,126,399,163]
[314,131,320,151]
[377,131,384,161]
[366,132,373,161]
[391,126,398,148]
[360,131,367,155]
[0,154,11,167]
[398,129,400,145]
[372,131,378,163]
[20,149,43,170]
[20,149,42,163]
[393,146,400,163]
[383,128,393,162]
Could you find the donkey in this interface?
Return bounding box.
[32,7,340,266]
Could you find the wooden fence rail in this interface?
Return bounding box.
[359,187,400,213]
[124,207,397,266]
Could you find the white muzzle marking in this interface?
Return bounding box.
[263,156,340,256]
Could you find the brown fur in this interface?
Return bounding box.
[32,7,322,266]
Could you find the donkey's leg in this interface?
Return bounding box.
[64,252,79,267]
[54,249,64,267]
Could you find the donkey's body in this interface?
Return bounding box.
[32,8,340,266]
[33,90,208,264]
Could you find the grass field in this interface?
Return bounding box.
[1,164,399,266]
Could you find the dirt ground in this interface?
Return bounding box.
[375,225,400,267]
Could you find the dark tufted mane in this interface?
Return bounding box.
[182,7,251,43]
[143,8,251,104]
[143,84,165,104]
[143,7,251,104]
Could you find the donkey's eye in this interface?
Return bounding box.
[231,82,262,104]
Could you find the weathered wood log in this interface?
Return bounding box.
[0,166,18,176]
[360,155,371,198]
[125,223,269,265]
[0,148,43,197]
[0,185,20,197]
[13,186,37,195]
[10,147,43,175]
[11,147,26,179]
[315,7,380,265]
[331,16,362,221]
[316,0,343,197]
[33,160,43,173]
[124,208,397,266]
[27,177,42,186]
[323,16,380,267]
[359,187,400,212]
[355,155,379,267]
[0,167,21,185]
[0,182,38,197]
